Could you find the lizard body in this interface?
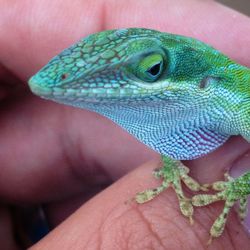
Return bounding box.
[28,28,250,241]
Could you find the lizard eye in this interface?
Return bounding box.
[134,53,165,82]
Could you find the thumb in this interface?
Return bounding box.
[30,161,249,250]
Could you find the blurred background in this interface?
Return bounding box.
[217,0,250,16]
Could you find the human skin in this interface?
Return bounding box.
[0,0,250,249]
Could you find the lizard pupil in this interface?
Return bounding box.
[147,62,162,76]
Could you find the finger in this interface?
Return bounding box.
[0,95,157,203]
[30,161,250,249]
[188,136,250,183]
[0,0,249,81]
[45,136,250,227]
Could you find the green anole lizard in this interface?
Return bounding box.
[28,28,250,243]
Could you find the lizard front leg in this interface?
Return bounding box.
[135,155,208,223]
[192,171,250,243]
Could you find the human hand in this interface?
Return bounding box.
[0,0,250,249]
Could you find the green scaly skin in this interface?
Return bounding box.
[28,28,250,242]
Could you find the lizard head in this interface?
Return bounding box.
[29,28,237,104]
[28,28,250,155]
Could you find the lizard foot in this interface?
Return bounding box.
[192,171,250,244]
[135,156,208,224]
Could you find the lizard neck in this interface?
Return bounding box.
[201,63,250,141]
[233,67,250,141]
[64,99,229,160]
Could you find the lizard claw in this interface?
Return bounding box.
[135,156,206,222]
[192,171,250,240]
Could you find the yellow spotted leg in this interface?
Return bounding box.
[135,155,208,224]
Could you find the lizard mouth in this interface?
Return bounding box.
[28,78,53,97]
[28,77,97,99]
[28,76,151,101]
[28,77,130,102]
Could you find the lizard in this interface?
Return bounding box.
[28,28,250,242]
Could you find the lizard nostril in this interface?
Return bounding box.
[61,73,69,80]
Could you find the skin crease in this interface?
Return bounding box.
[0,0,250,249]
